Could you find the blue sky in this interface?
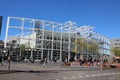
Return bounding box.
[0,0,120,40]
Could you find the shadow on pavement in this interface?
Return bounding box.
[0,68,109,74]
[0,70,59,74]
[0,66,112,74]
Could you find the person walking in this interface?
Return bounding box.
[64,58,68,66]
[7,56,11,70]
[8,56,11,63]
[42,57,48,68]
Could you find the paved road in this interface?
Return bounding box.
[0,62,120,80]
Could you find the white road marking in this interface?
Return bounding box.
[103,73,107,75]
[106,73,111,75]
[117,73,120,74]
[55,72,120,80]
[97,74,102,76]
[62,77,69,79]
[91,74,97,76]
[109,77,115,80]
[71,76,76,78]
[111,73,115,74]
[85,75,91,77]
[78,76,84,78]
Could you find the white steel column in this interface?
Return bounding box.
[60,25,63,62]
[21,18,24,39]
[48,50,50,62]
[32,19,35,33]
[41,21,45,60]
[4,17,10,48]
[68,21,71,61]
[30,49,33,58]
[75,31,77,59]
[51,24,54,61]
[20,18,24,57]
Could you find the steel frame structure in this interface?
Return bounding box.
[4,16,110,62]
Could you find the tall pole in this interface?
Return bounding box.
[68,21,71,61]
[41,21,45,60]
[48,50,49,62]
[51,24,54,61]
[100,49,103,70]
[8,44,12,70]
[4,17,10,48]
[75,31,77,59]
[100,41,103,70]
[81,38,84,60]
[60,25,63,62]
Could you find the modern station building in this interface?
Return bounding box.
[110,38,120,60]
[110,38,120,49]
[4,16,110,62]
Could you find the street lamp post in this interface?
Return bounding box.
[99,42,104,70]
[8,44,12,70]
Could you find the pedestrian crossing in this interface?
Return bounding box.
[55,72,120,80]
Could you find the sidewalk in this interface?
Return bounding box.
[0,62,119,80]
[0,61,107,72]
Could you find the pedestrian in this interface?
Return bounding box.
[0,55,3,65]
[64,58,68,66]
[54,57,57,63]
[8,56,11,64]
[79,59,83,66]
[30,57,34,63]
[7,56,11,70]
[43,57,47,68]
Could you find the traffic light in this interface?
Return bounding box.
[0,16,3,35]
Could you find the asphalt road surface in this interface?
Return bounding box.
[0,62,120,80]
